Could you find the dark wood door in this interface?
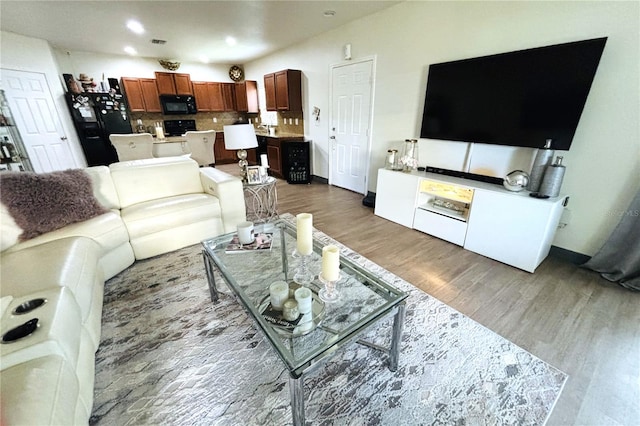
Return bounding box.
[264,73,276,111]
[222,83,236,111]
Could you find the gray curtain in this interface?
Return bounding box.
[583,188,640,291]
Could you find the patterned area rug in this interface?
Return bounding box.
[91,214,567,425]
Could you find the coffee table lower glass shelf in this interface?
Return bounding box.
[201,218,407,426]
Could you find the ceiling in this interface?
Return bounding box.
[1,1,400,64]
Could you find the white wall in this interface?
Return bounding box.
[0,31,86,167]
[54,50,234,82]
[244,1,639,257]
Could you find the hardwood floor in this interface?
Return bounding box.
[224,165,639,425]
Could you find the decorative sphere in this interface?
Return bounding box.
[503,170,530,192]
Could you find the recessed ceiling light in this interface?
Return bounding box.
[225,36,237,46]
[323,10,336,17]
[126,20,145,34]
[124,46,137,55]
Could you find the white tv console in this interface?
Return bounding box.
[374,168,567,272]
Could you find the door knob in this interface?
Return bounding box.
[329,136,336,140]
[60,136,68,141]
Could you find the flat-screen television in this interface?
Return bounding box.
[420,37,607,151]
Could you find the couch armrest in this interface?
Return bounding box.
[199,168,246,233]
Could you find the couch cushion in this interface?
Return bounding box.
[3,211,129,257]
[110,157,204,208]
[121,193,221,239]
[0,169,108,241]
[85,165,120,210]
[0,355,83,425]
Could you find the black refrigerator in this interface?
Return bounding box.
[65,92,132,166]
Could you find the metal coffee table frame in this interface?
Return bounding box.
[202,219,407,425]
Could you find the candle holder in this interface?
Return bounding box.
[318,273,341,303]
[292,249,314,285]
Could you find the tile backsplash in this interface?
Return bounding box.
[130,110,304,136]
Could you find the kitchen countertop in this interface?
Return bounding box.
[254,130,304,139]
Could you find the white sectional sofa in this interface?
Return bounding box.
[0,157,246,425]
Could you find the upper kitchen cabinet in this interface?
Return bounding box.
[121,77,161,112]
[155,72,193,95]
[235,80,259,113]
[221,83,236,112]
[264,69,302,112]
[192,81,225,112]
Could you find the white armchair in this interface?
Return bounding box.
[184,130,216,166]
[109,133,155,161]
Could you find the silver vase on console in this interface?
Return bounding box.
[528,139,554,192]
[539,156,566,197]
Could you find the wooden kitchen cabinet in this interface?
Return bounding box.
[155,72,193,95]
[121,77,161,112]
[192,82,210,111]
[264,73,276,111]
[235,80,259,113]
[264,69,302,111]
[222,83,236,111]
[192,82,225,112]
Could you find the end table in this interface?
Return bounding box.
[243,176,278,223]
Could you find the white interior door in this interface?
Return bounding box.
[330,59,374,194]
[1,69,78,172]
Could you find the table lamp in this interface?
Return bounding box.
[223,124,258,181]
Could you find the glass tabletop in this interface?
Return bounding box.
[201,218,407,378]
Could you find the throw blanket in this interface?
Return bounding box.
[0,169,107,242]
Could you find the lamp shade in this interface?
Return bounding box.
[223,124,258,150]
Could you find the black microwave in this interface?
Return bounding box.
[159,95,197,115]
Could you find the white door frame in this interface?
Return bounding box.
[328,55,377,194]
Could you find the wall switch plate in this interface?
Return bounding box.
[295,118,299,125]
[213,117,217,123]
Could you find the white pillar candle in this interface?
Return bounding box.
[296,213,313,256]
[294,287,313,314]
[322,245,340,282]
[260,154,269,167]
[269,281,289,310]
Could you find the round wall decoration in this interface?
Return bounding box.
[229,65,244,82]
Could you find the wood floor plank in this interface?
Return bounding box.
[222,165,640,425]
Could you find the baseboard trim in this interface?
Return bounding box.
[312,175,328,184]
[549,246,591,265]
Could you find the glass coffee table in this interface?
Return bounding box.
[201,218,407,425]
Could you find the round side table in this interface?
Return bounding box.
[243,176,278,223]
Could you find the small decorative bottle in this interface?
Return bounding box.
[401,139,419,172]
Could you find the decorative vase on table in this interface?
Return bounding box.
[528,139,554,192]
[400,139,419,172]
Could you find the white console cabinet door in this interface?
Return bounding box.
[464,189,565,272]
[374,169,419,228]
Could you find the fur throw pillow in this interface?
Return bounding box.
[0,169,108,241]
